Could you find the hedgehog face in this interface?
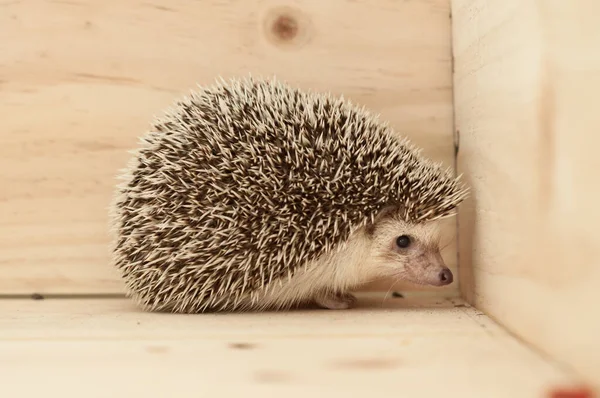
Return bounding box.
[368,216,453,287]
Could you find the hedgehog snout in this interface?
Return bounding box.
[438,267,453,285]
[401,247,454,287]
[427,249,453,286]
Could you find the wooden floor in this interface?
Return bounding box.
[0,294,578,398]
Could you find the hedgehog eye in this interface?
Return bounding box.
[395,235,411,249]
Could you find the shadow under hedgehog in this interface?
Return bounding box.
[109,76,469,313]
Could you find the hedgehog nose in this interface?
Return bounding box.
[438,268,453,285]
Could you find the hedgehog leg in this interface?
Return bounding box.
[314,291,357,310]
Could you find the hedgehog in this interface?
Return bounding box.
[109,76,468,313]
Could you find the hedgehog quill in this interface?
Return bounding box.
[109,76,469,313]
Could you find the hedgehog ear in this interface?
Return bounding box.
[365,204,400,236]
[376,204,399,220]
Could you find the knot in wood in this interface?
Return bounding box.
[263,7,311,49]
[272,14,298,41]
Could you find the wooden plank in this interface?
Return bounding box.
[452,0,600,387]
[0,296,579,397]
[0,0,457,295]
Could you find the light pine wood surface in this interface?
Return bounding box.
[452,0,600,388]
[0,295,580,397]
[0,0,457,295]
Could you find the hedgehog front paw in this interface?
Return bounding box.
[314,292,357,310]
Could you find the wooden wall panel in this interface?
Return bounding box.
[453,0,600,386]
[0,0,456,295]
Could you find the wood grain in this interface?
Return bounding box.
[0,0,458,295]
[0,296,578,397]
[452,0,600,387]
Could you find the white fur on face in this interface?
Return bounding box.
[235,216,448,312]
[365,217,448,286]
